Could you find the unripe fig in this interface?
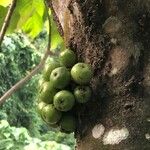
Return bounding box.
[60,114,76,133]
[43,59,60,81]
[71,63,93,85]
[74,86,92,103]
[37,101,46,115]
[50,67,71,89]
[39,82,57,104]
[38,78,45,93]
[42,104,62,124]
[48,123,59,128]
[59,49,76,68]
[53,90,75,112]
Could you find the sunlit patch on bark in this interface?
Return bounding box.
[102,16,122,37]
[102,127,129,145]
[110,38,117,45]
[111,68,118,75]
[92,123,105,139]
[72,2,81,23]
[145,133,150,141]
[147,118,150,122]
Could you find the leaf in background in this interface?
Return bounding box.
[0,0,46,38]
[0,139,13,150]
[16,0,45,30]
[7,9,20,33]
[45,18,65,50]
[22,11,43,38]
[0,6,8,29]
[0,0,63,41]
[11,127,31,141]
[0,0,11,7]
[0,4,20,33]
[16,0,45,37]
[0,120,9,129]
[17,0,45,18]
[51,19,64,50]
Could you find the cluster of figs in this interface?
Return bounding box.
[37,49,93,133]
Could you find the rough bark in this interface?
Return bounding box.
[50,0,150,149]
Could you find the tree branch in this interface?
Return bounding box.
[0,0,17,46]
[0,50,50,105]
[0,0,53,105]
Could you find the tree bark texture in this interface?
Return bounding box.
[50,0,150,149]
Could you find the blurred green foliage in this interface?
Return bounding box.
[0,1,73,147]
[0,120,72,150]
[0,0,45,37]
[40,131,75,149]
[0,32,75,149]
[0,32,41,136]
[0,0,64,50]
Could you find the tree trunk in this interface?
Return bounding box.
[49,0,150,149]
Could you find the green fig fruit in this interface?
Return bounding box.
[59,49,76,68]
[71,63,93,85]
[60,114,76,133]
[53,90,75,112]
[43,59,60,81]
[74,86,92,103]
[42,104,62,124]
[39,82,57,104]
[50,67,71,89]
[36,101,47,115]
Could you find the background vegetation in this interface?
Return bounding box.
[0,0,75,149]
[0,32,75,149]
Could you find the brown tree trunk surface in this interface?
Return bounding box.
[49,0,150,149]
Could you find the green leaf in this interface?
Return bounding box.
[16,0,45,37]
[0,120,9,129]
[0,0,46,37]
[0,6,8,29]
[17,0,45,17]
[0,0,11,7]
[22,11,43,38]
[7,9,20,33]
[45,18,65,50]
[0,6,20,34]
[0,139,13,150]
[16,0,45,28]
[0,0,64,41]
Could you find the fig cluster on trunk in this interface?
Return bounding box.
[36,49,93,133]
